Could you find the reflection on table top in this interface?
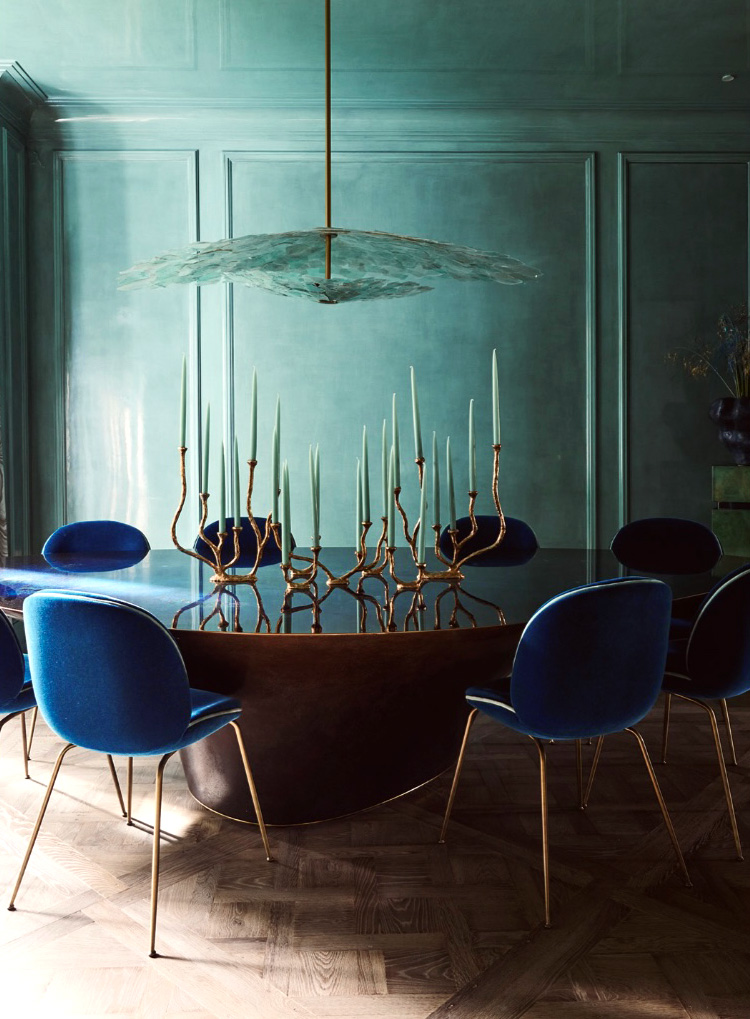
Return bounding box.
[0,548,739,635]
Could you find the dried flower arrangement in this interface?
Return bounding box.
[668,304,750,397]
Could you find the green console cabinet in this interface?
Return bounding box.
[712,466,750,556]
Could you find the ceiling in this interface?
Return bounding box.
[2,0,749,107]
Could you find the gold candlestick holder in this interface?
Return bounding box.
[171,446,277,585]
[321,520,372,587]
[172,439,506,594]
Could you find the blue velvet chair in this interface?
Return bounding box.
[42,519,150,572]
[439,577,690,928]
[8,591,272,958]
[438,515,539,566]
[610,517,722,575]
[657,563,750,862]
[193,515,292,567]
[0,610,36,779]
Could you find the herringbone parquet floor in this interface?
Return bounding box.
[1,698,749,1018]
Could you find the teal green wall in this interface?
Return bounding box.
[2,2,749,551]
[0,66,33,556]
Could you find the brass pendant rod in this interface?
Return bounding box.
[324,0,332,278]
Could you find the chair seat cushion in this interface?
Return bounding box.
[136,687,242,756]
[665,638,689,675]
[662,671,696,697]
[669,617,693,640]
[465,686,557,739]
[0,656,36,716]
[0,680,36,716]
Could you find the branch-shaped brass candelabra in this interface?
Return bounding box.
[172,442,506,594]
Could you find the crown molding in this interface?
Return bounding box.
[0,62,47,135]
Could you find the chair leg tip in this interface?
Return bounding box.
[737,854,744,862]
[149,951,159,959]
[7,904,16,912]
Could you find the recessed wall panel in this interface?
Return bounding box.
[228,153,592,549]
[618,0,749,74]
[221,0,593,73]
[6,0,196,70]
[626,157,749,525]
[60,152,197,548]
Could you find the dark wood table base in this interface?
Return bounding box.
[173,625,520,826]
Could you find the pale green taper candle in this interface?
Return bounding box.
[218,442,226,534]
[468,398,476,491]
[361,426,370,522]
[392,394,401,488]
[179,355,187,447]
[233,436,241,525]
[381,419,388,518]
[447,436,456,530]
[281,461,291,565]
[274,394,281,450]
[432,430,440,526]
[356,458,362,549]
[271,426,279,523]
[314,444,320,542]
[250,367,258,460]
[388,447,396,546]
[491,348,501,445]
[309,445,319,545]
[201,403,210,492]
[410,366,423,460]
[417,461,428,564]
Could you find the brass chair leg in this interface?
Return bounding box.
[127,757,133,825]
[20,711,29,780]
[8,742,75,910]
[229,721,272,862]
[439,708,478,843]
[106,755,127,818]
[582,735,604,809]
[149,751,175,959]
[530,737,551,928]
[624,727,691,887]
[673,694,743,861]
[26,706,38,759]
[661,693,672,764]
[720,698,738,766]
[576,739,584,810]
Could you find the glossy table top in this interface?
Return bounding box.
[0,547,738,635]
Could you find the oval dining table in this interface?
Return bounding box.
[0,546,732,826]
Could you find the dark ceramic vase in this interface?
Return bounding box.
[709,397,750,466]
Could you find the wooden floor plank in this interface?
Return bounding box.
[1,709,750,1017]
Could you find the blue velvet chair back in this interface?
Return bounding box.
[610,517,722,574]
[43,521,150,558]
[439,515,539,566]
[510,577,672,739]
[194,516,291,566]
[0,610,26,709]
[685,565,750,698]
[24,591,192,755]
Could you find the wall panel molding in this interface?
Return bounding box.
[0,127,29,553]
[617,151,750,527]
[52,149,200,529]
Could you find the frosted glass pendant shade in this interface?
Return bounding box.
[118,227,542,304]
